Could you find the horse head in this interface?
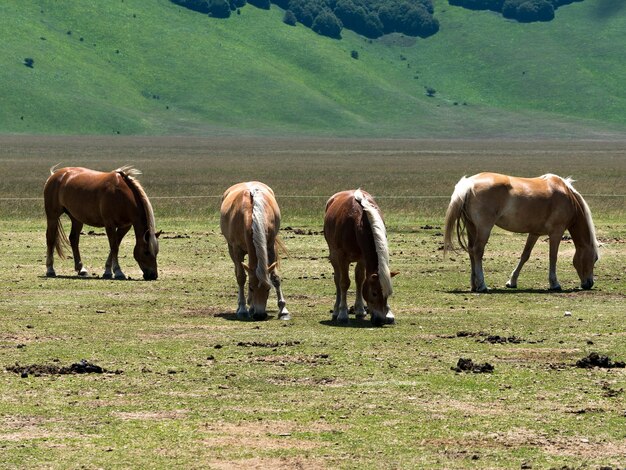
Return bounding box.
[361,271,398,326]
[134,230,160,280]
[242,261,277,320]
[573,244,597,290]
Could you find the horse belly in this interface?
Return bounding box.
[495,200,550,235]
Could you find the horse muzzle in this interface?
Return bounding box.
[143,271,158,281]
[581,279,593,290]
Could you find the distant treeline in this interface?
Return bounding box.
[448,0,583,22]
[171,0,439,39]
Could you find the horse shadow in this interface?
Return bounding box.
[446,287,580,295]
[40,274,142,282]
[213,312,277,322]
[319,317,384,329]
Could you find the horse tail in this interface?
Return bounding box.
[54,219,70,259]
[249,185,272,288]
[49,163,62,175]
[444,176,473,256]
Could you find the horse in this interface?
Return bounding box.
[220,182,290,321]
[44,166,160,280]
[324,189,398,326]
[444,173,599,292]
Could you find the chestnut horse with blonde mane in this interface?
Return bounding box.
[220,182,290,321]
[44,166,160,280]
[444,173,598,292]
[324,189,397,326]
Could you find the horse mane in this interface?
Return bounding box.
[354,189,392,297]
[116,166,158,256]
[248,183,272,289]
[548,174,599,258]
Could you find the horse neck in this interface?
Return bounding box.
[250,187,272,287]
[121,173,155,249]
[357,196,392,297]
[567,190,598,254]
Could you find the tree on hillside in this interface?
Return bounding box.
[283,9,297,25]
[312,9,343,38]
[172,0,210,13]
[209,0,232,17]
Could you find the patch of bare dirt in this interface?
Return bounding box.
[237,340,301,348]
[208,457,325,470]
[112,410,188,421]
[266,375,339,386]
[6,360,121,377]
[253,354,331,366]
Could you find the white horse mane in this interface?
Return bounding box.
[248,183,272,288]
[354,189,393,297]
[543,174,599,258]
[116,166,158,256]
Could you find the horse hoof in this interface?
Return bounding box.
[549,285,562,292]
[114,274,127,280]
[78,270,88,277]
[102,273,113,279]
[336,316,349,325]
[46,271,56,278]
[279,313,292,321]
[505,282,516,289]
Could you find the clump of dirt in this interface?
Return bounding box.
[237,340,301,348]
[7,359,121,378]
[283,227,321,236]
[481,335,524,344]
[452,358,494,373]
[162,233,191,239]
[575,352,625,369]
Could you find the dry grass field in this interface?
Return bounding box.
[0,136,625,469]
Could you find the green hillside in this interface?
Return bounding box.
[1,0,625,137]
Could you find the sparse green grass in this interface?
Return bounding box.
[0,137,625,468]
[1,1,626,137]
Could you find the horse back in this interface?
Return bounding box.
[220,182,280,251]
[44,167,137,227]
[324,190,375,262]
[469,173,576,234]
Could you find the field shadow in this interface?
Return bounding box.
[446,287,579,294]
[213,311,276,322]
[319,318,382,329]
[40,274,143,282]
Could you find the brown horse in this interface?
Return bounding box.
[220,182,290,321]
[44,166,160,280]
[324,189,398,326]
[444,173,599,292]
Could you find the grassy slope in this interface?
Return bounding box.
[0,0,625,137]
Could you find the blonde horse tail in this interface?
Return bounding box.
[54,219,70,259]
[444,176,473,256]
[273,236,288,268]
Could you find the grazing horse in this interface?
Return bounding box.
[324,189,398,326]
[220,182,290,321]
[44,166,160,280]
[444,173,598,292]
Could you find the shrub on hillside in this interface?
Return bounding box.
[312,10,343,38]
[209,0,232,17]
[283,9,297,25]
[454,0,580,22]
[172,0,210,13]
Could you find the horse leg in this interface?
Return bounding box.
[45,217,59,277]
[353,261,366,319]
[469,225,492,293]
[104,226,130,280]
[229,244,249,319]
[68,216,87,276]
[267,245,290,320]
[506,233,539,288]
[330,255,349,323]
[336,258,350,324]
[548,231,564,291]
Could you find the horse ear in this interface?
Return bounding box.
[390,271,399,278]
[241,262,252,273]
[268,262,278,272]
[155,230,162,239]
